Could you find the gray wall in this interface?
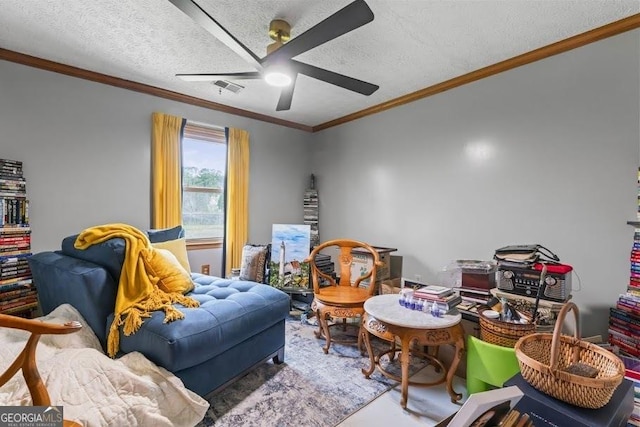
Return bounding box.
[310,31,640,337]
[0,60,310,276]
[2,30,638,337]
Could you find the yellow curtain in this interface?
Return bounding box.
[151,112,183,229]
[225,127,250,274]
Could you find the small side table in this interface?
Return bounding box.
[280,287,314,314]
[361,294,465,409]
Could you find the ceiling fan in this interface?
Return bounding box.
[168,0,379,111]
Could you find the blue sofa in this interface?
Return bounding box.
[28,229,290,397]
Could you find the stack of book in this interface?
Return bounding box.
[303,175,319,248]
[608,293,640,358]
[453,286,494,318]
[631,225,640,296]
[457,287,493,306]
[413,285,462,312]
[621,355,640,426]
[0,159,36,318]
[0,160,28,226]
[609,196,640,358]
[608,167,640,376]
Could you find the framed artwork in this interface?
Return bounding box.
[269,224,311,290]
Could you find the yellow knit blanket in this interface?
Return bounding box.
[74,223,200,357]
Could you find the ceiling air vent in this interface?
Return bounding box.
[212,80,244,94]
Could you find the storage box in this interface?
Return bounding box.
[379,278,402,295]
[350,246,397,286]
[505,373,634,427]
[458,259,497,290]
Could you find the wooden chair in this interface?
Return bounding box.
[0,313,83,427]
[305,239,383,354]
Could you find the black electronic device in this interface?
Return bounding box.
[497,265,571,302]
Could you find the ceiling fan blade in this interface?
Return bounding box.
[176,72,261,82]
[276,74,298,111]
[292,60,378,95]
[263,0,374,64]
[168,0,263,71]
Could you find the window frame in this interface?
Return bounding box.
[181,121,226,249]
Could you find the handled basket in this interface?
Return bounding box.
[514,302,625,409]
[478,308,536,348]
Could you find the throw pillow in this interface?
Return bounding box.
[239,244,270,283]
[151,237,191,273]
[146,248,194,294]
[61,234,126,281]
[147,225,185,243]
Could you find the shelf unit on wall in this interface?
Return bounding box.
[0,159,37,318]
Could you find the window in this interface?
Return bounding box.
[181,122,226,246]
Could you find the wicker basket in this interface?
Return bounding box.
[514,302,625,409]
[478,308,536,348]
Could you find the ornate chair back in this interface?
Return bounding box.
[305,239,382,354]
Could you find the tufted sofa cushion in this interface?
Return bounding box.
[112,274,290,372]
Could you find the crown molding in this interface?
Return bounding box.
[0,48,313,132]
[312,13,640,132]
[1,13,638,134]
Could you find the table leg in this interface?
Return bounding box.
[400,338,411,409]
[445,329,464,403]
[361,326,376,378]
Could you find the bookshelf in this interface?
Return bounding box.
[0,159,36,318]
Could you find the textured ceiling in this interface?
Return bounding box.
[0,1,638,128]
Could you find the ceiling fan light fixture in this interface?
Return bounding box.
[264,67,292,87]
[171,0,378,110]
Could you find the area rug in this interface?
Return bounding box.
[197,317,430,427]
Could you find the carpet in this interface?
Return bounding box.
[196,317,429,427]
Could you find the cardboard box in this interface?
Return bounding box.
[505,373,634,427]
[379,278,402,295]
[390,255,403,280]
[350,246,397,285]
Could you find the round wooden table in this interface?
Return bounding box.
[361,294,465,409]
